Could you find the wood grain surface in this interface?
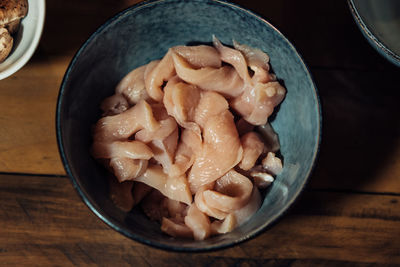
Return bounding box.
[1,174,399,266]
[0,0,399,266]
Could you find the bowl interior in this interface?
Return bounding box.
[349,0,400,66]
[57,0,321,251]
[0,0,46,80]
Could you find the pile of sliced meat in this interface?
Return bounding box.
[91,36,286,240]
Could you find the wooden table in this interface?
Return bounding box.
[1,0,399,265]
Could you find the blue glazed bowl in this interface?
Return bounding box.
[348,0,400,67]
[56,0,321,251]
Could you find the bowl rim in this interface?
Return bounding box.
[0,0,46,80]
[56,0,322,252]
[347,0,400,67]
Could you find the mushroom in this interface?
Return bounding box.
[0,27,13,62]
[0,0,28,62]
[0,0,28,33]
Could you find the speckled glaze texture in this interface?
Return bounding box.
[348,0,400,67]
[57,0,321,251]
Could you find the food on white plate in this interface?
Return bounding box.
[0,27,12,62]
[91,36,286,240]
[0,0,28,62]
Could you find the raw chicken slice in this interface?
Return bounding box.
[188,110,243,193]
[213,36,252,85]
[194,185,228,220]
[93,100,159,142]
[193,91,229,129]
[132,182,153,206]
[115,64,150,105]
[236,118,255,136]
[91,140,153,160]
[100,94,129,116]
[233,40,272,83]
[250,168,274,189]
[145,50,175,102]
[172,52,244,98]
[230,81,286,125]
[109,158,148,182]
[93,39,286,241]
[135,165,192,205]
[184,204,211,240]
[144,60,160,78]
[141,190,168,221]
[257,122,281,153]
[135,117,177,143]
[172,45,221,68]
[170,128,202,177]
[162,198,188,221]
[148,126,179,173]
[108,176,134,212]
[233,185,262,226]
[211,213,236,235]
[262,152,283,175]
[163,76,201,135]
[202,170,253,213]
[238,132,265,171]
[161,217,193,238]
[150,103,170,121]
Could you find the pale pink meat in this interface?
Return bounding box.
[135,117,177,143]
[184,204,211,240]
[213,36,252,85]
[257,122,281,152]
[163,76,201,135]
[170,128,201,177]
[162,198,188,221]
[115,64,150,105]
[145,50,176,102]
[109,158,148,182]
[135,165,192,205]
[161,217,193,238]
[148,126,179,173]
[188,110,243,193]
[93,39,285,240]
[250,168,274,189]
[233,185,262,226]
[141,190,168,221]
[202,170,253,213]
[150,103,170,121]
[238,132,265,171]
[91,140,153,160]
[262,152,283,175]
[159,199,190,238]
[108,177,134,212]
[172,45,221,68]
[236,118,255,136]
[230,81,286,125]
[233,40,271,83]
[100,94,129,116]
[93,100,159,142]
[211,214,236,235]
[193,91,229,129]
[194,185,228,220]
[172,52,244,98]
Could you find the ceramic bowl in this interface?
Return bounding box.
[56,0,321,251]
[0,0,46,80]
[348,0,400,67]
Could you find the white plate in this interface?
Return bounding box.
[348,0,400,67]
[0,0,46,80]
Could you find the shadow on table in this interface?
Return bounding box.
[37,0,142,57]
